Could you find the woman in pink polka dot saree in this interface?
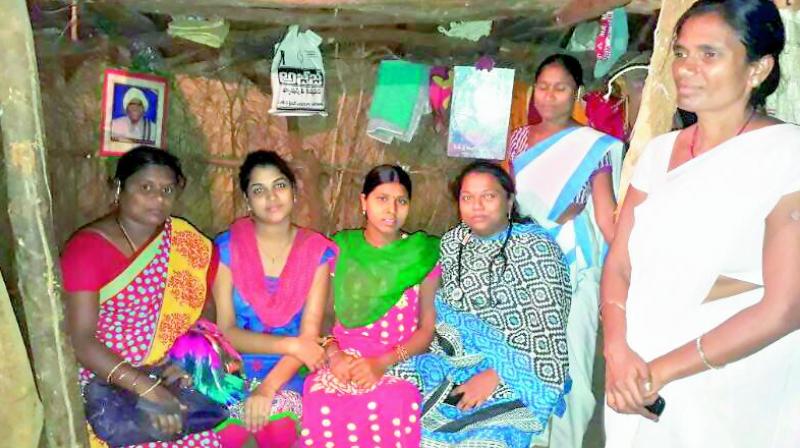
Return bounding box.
[300,165,440,448]
[60,147,227,447]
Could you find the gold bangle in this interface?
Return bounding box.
[320,335,338,349]
[129,370,150,392]
[138,378,163,398]
[116,370,130,384]
[106,360,129,383]
[695,335,724,370]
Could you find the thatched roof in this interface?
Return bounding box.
[30,0,658,87]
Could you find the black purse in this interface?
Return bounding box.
[84,365,229,447]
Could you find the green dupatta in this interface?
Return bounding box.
[333,229,439,328]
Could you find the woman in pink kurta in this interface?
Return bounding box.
[300,165,440,448]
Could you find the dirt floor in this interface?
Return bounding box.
[583,331,607,448]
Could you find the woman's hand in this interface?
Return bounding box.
[329,352,357,384]
[289,337,326,372]
[243,388,275,432]
[642,356,670,406]
[350,357,387,389]
[453,369,499,411]
[140,382,184,435]
[159,362,192,389]
[604,341,658,420]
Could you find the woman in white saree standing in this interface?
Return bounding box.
[602,1,800,447]
[507,54,624,447]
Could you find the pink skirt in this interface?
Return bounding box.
[300,368,421,448]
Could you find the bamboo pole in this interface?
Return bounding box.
[618,0,697,204]
[0,0,88,446]
[0,269,43,448]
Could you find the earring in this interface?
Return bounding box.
[362,210,366,216]
[113,183,121,206]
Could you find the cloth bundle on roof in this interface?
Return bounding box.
[167,16,229,48]
[584,91,626,140]
[367,60,431,144]
[437,20,493,41]
[594,8,628,78]
[567,21,600,52]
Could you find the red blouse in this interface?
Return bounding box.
[60,229,218,294]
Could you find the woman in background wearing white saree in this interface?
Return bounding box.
[507,54,624,447]
[602,1,800,447]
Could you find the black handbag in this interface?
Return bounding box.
[84,365,229,447]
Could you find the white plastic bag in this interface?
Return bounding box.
[269,25,327,116]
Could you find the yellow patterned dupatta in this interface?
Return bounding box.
[88,217,216,447]
[96,216,213,366]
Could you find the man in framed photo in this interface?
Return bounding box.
[110,87,156,144]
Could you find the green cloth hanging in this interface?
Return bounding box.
[367,60,430,144]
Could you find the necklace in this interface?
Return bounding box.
[689,109,755,158]
[267,243,291,264]
[262,228,295,264]
[116,216,138,253]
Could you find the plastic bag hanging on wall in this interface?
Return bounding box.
[269,25,327,116]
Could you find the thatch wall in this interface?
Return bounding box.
[38,52,478,255]
[0,3,656,290]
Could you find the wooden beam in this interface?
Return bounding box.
[555,0,633,27]
[94,0,663,26]
[232,27,490,50]
[0,269,43,448]
[87,4,159,34]
[164,27,537,76]
[95,0,659,10]
[618,0,696,203]
[121,4,410,27]
[0,1,88,447]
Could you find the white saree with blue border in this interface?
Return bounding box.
[512,125,623,447]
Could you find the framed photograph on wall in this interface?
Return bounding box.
[99,68,168,156]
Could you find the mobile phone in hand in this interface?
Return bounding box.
[645,395,666,417]
[444,391,464,406]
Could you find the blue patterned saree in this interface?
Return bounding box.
[410,223,572,447]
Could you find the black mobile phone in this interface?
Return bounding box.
[444,391,464,406]
[645,395,666,417]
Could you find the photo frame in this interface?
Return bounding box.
[447,66,515,160]
[99,68,168,157]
